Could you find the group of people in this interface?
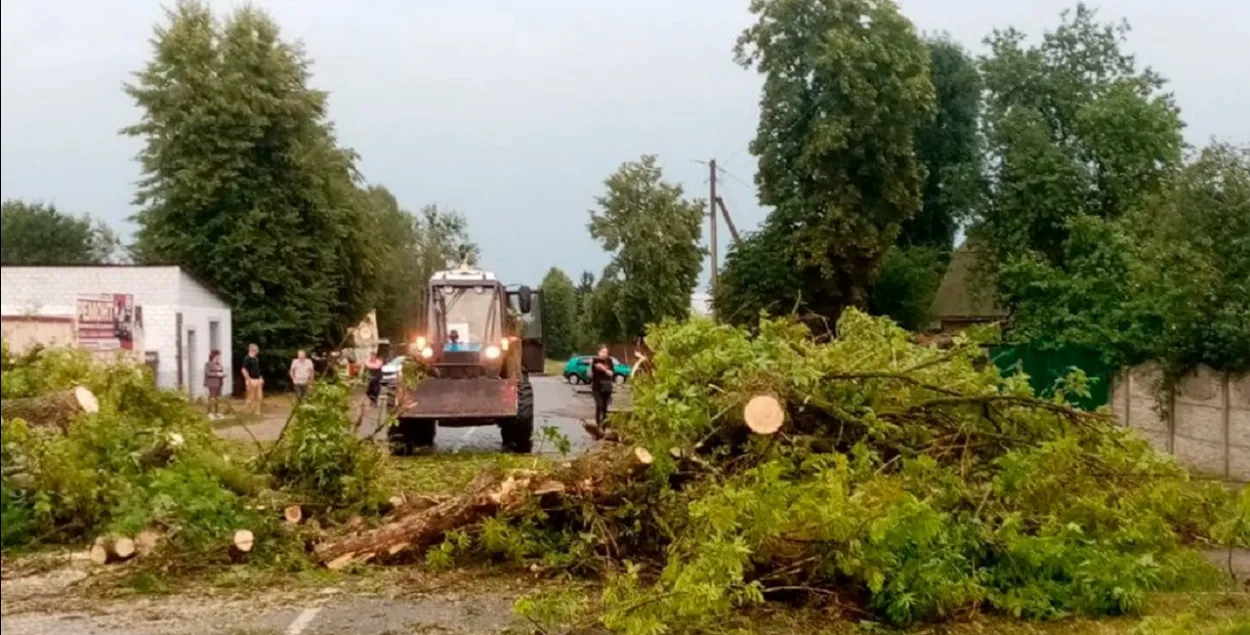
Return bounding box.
[201,344,318,418]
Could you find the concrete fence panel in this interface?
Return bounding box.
[1113,363,1249,483]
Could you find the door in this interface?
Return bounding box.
[186,329,197,396]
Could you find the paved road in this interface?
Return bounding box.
[216,375,625,455]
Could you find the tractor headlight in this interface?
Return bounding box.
[484,345,501,360]
[420,346,434,359]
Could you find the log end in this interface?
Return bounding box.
[74,385,100,414]
[284,505,303,525]
[744,395,785,435]
[232,529,255,553]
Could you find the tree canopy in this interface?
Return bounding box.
[124,1,381,368]
[368,186,478,343]
[719,0,935,322]
[588,155,704,341]
[540,267,578,360]
[1,200,119,266]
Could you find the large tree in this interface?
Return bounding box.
[868,36,983,330]
[722,0,935,322]
[124,1,380,370]
[539,267,578,360]
[1,200,119,265]
[974,3,1183,268]
[588,155,704,340]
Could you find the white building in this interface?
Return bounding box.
[1,266,233,397]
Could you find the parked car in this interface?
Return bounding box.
[562,355,631,384]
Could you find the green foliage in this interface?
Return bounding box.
[1,346,271,556]
[541,267,579,359]
[902,36,983,251]
[999,143,1250,376]
[588,155,705,340]
[265,378,384,511]
[584,311,1235,631]
[124,1,382,370]
[713,224,802,326]
[974,3,1183,267]
[370,185,479,342]
[1,199,120,265]
[866,245,946,331]
[730,0,935,319]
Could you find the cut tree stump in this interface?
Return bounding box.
[89,536,136,565]
[744,395,785,435]
[1,386,99,433]
[284,505,303,524]
[315,446,653,569]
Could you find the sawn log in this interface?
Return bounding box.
[315,446,653,570]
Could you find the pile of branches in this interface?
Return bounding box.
[0,342,383,568]
[312,310,1247,632]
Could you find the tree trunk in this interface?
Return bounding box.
[315,446,653,569]
[1,386,98,433]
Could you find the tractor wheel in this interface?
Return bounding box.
[502,379,535,453]
[390,418,435,456]
[564,373,577,384]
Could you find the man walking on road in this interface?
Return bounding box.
[242,343,264,415]
[289,349,315,401]
[590,344,615,428]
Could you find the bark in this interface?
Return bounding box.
[315,446,653,569]
[1,386,98,433]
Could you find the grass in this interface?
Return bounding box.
[380,452,556,498]
[544,358,566,377]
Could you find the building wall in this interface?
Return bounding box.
[0,266,232,397]
[1112,363,1249,484]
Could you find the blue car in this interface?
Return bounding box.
[562,356,631,384]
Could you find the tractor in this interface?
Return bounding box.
[389,264,543,455]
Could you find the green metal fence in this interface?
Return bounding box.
[988,344,1116,411]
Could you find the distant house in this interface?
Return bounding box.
[927,247,1008,333]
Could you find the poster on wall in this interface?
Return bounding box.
[76,293,140,351]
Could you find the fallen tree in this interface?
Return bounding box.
[0,385,98,432]
[319,310,1244,632]
[316,445,654,569]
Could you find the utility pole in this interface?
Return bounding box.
[708,158,718,314]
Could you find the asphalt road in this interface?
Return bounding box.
[216,375,629,455]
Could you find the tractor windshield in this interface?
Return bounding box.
[434,285,500,351]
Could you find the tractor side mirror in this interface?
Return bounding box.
[517,286,533,314]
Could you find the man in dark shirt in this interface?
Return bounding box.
[241,343,263,415]
[590,345,615,427]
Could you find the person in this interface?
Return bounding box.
[204,350,225,418]
[242,343,264,415]
[289,349,315,401]
[365,350,384,406]
[590,344,615,428]
[446,329,463,352]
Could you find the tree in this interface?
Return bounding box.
[367,187,478,342]
[974,3,1183,268]
[726,0,935,321]
[901,36,983,252]
[124,1,381,372]
[867,36,982,330]
[1,200,119,265]
[540,267,578,360]
[588,155,704,340]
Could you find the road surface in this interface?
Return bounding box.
[216,375,630,454]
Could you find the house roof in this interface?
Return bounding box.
[929,247,1008,322]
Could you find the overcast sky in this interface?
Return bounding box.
[3,0,1247,286]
